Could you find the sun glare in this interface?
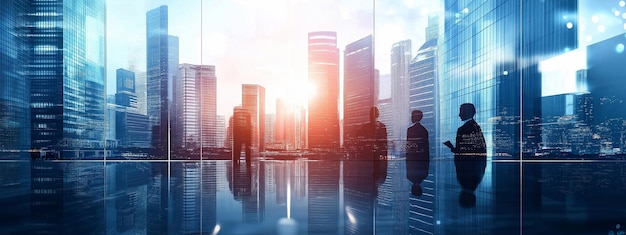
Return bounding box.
[281,80,315,107]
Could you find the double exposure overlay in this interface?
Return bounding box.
[1,0,626,234]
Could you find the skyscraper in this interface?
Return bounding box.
[308,31,340,151]
[343,35,375,148]
[390,40,412,149]
[0,0,30,159]
[115,69,138,109]
[146,5,179,155]
[242,84,266,153]
[28,0,106,159]
[176,64,217,151]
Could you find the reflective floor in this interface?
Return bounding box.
[1,155,626,234]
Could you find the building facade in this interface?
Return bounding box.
[307,31,340,151]
[176,64,217,150]
[242,84,266,152]
[390,40,412,149]
[343,35,375,148]
[28,0,106,158]
[146,5,179,155]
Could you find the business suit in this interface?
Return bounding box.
[453,119,487,192]
[406,122,429,186]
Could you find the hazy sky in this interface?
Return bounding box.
[106,0,437,117]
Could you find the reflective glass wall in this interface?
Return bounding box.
[1,0,626,234]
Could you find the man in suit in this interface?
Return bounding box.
[444,103,487,207]
[406,110,430,196]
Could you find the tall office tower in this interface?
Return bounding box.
[343,35,375,148]
[409,40,438,156]
[216,115,226,148]
[406,17,439,234]
[147,5,179,154]
[439,0,577,159]
[135,71,148,115]
[115,69,138,109]
[176,64,217,150]
[437,1,578,233]
[28,0,105,159]
[308,161,340,234]
[242,84,266,152]
[308,31,340,151]
[390,40,412,149]
[265,113,275,148]
[0,0,30,159]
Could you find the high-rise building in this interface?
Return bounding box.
[114,68,150,148]
[275,99,306,151]
[115,69,138,109]
[0,0,30,159]
[439,0,577,159]
[390,40,412,149]
[28,0,106,159]
[409,39,438,155]
[308,31,340,151]
[146,5,179,155]
[176,64,217,150]
[242,84,265,152]
[437,1,578,233]
[343,35,375,148]
[135,71,148,115]
[216,115,226,148]
[265,113,275,148]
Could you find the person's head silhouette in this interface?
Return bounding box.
[459,103,476,121]
[369,106,380,124]
[411,110,423,124]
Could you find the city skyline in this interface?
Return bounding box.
[106,0,435,117]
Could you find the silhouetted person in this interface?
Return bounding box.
[406,110,430,196]
[357,106,388,160]
[354,106,388,188]
[444,103,487,207]
[233,109,252,165]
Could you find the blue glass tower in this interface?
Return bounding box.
[0,0,30,159]
[28,0,106,159]
[146,5,179,156]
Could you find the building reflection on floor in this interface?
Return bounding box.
[1,155,626,234]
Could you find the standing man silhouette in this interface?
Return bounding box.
[444,103,487,207]
[406,110,430,196]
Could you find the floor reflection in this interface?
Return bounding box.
[1,158,625,234]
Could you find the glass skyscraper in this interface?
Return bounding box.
[390,39,412,149]
[343,35,375,148]
[0,0,30,159]
[146,5,179,156]
[28,0,105,159]
[176,64,217,151]
[308,31,340,151]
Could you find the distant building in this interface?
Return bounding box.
[343,35,375,148]
[308,31,341,151]
[390,39,412,149]
[176,64,217,150]
[242,84,266,152]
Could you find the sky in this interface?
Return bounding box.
[105,0,438,117]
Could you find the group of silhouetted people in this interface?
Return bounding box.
[232,103,487,207]
[407,103,486,207]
